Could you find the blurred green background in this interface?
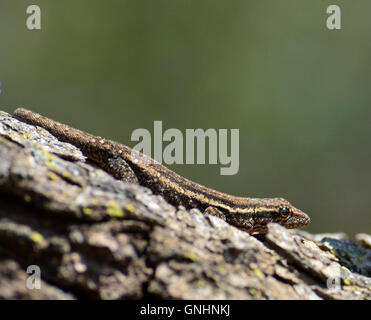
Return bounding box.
[0,1,370,235]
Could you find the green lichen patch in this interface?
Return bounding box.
[106,201,124,218]
[30,232,44,243]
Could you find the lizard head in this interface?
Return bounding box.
[226,197,310,234]
[251,197,310,234]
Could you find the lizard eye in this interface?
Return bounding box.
[279,207,290,219]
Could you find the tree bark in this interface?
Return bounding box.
[0,110,369,300]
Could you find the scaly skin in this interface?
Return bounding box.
[14,108,310,234]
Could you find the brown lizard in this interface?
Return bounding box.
[14,108,310,234]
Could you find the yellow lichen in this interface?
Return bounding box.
[62,171,70,177]
[253,268,264,279]
[184,252,198,262]
[343,277,351,286]
[41,148,56,162]
[217,265,227,274]
[164,218,173,226]
[47,172,59,180]
[83,207,93,215]
[30,232,44,243]
[45,161,59,171]
[125,204,134,213]
[8,133,21,140]
[106,202,124,218]
[249,288,257,295]
[196,279,205,287]
[19,130,32,139]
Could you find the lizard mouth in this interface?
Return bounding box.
[285,209,311,229]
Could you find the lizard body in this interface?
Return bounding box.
[14,108,310,234]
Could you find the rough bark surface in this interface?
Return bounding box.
[0,110,369,300]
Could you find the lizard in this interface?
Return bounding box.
[13,108,310,234]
